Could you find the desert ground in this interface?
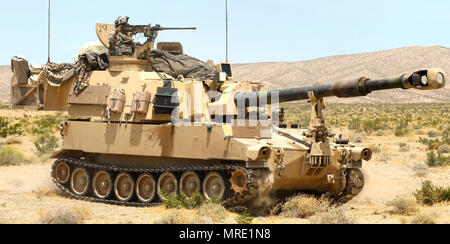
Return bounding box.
[0,104,448,224]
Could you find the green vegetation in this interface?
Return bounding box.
[282,103,450,136]
[34,132,58,155]
[0,146,28,166]
[414,181,450,206]
[0,116,24,138]
[162,192,207,209]
[425,151,450,167]
[235,212,254,224]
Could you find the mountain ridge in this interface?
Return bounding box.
[1,45,449,104]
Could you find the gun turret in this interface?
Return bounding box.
[234,69,446,106]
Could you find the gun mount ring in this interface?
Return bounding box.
[230,169,249,194]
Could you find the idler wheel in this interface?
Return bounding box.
[70,168,90,196]
[230,169,249,194]
[55,161,70,184]
[114,173,135,202]
[157,172,178,200]
[136,174,156,203]
[179,171,201,198]
[203,172,225,200]
[93,171,113,199]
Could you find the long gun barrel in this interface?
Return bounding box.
[151,26,197,31]
[235,69,446,106]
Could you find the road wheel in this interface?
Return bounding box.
[157,172,178,200]
[93,171,113,199]
[70,168,90,196]
[136,174,156,203]
[180,171,201,198]
[55,161,70,184]
[114,173,135,202]
[203,172,225,200]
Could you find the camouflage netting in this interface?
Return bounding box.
[43,62,76,87]
[149,49,217,81]
[74,42,109,95]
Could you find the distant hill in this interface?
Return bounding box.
[1,46,449,104]
[0,66,10,103]
[233,46,450,103]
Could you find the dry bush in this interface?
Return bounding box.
[399,143,409,152]
[34,184,64,198]
[411,163,429,178]
[309,207,355,224]
[386,197,418,216]
[0,146,28,166]
[195,202,228,224]
[410,214,437,224]
[280,194,330,218]
[154,211,192,224]
[39,206,91,224]
[3,136,23,145]
[437,144,450,154]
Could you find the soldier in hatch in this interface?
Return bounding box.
[109,16,135,56]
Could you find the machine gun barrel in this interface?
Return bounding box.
[234,69,446,106]
[153,27,197,31]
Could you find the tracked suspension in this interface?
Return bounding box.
[51,158,264,207]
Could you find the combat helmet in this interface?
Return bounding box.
[115,16,129,28]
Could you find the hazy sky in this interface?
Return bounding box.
[1,0,449,65]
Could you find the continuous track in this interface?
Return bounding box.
[51,158,262,207]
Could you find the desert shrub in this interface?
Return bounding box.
[196,202,228,223]
[370,144,381,154]
[348,118,362,131]
[425,151,450,167]
[163,192,205,209]
[0,117,24,138]
[29,115,63,135]
[235,212,254,224]
[34,131,58,155]
[399,143,409,152]
[411,163,428,178]
[280,194,330,218]
[419,128,450,150]
[39,206,90,224]
[0,117,8,138]
[154,211,191,224]
[410,214,437,224]
[363,118,387,134]
[0,147,27,166]
[394,120,410,137]
[419,137,442,150]
[309,207,355,224]
[414,181,450,206]
[4,136,23,145]
[386,197,418,216]
[428,130,441,138]
[437,144,450,154]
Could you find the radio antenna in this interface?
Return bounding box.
[47,0,51,63]
[225,0,229,62]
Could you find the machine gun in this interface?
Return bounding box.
[121,24,197,44]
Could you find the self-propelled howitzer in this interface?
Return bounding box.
[50,21,447,207]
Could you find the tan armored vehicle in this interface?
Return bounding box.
[50,20,446,207]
